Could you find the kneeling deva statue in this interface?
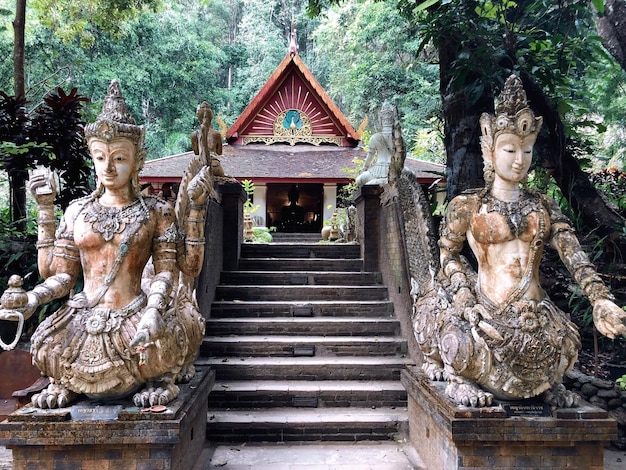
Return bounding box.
[413,75,626,408]
[0,80,208,408]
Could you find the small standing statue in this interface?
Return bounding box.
[356,101,398,187]
[0,80,209,408]
[413,75,626,408]
[191,101,224,180]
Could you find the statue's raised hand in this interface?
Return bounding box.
[593,298,626,339]
[29,168,56,206]
[187,166,213,207]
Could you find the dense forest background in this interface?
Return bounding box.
[0,0,621,167]
[1,0,444,161]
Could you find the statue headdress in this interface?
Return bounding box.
[84,80,146,169]
[379,101,396,129]
[479,75,543,152]
[197,101,213,124]
[84,80,146,196]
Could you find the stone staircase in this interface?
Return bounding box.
[198,242,410,443]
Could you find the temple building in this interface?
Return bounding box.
[140,41,444,233]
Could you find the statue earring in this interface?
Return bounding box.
[483,161,495,184]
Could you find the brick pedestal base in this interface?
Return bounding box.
[0,366,215,470]
[401,366,616,469]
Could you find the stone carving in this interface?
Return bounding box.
[0,80,209,408]
[357,102,400,187]
[410,75,626,408]
[192,101,224,181]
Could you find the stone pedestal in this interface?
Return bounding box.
[402,366,616,470]
[0,366,215,470]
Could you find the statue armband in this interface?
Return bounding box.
[152,224,178,268]
[53,235,80,262]
[147,274,173,312]
[36,204,57,248]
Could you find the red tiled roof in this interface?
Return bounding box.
[140,144,445,183]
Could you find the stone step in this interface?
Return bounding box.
[209,300,394,318]
[220,270,382,286]
[201,335,406,357]
[205,317,401,336]
[240,243,361,259]
[197,356,409,381]
[205,407,408,443]
[215,285,388,302]
[209,380,407,409]
[238,257,364,271]
[269,233,322,243]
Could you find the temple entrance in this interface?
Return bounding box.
[266,183,323,233]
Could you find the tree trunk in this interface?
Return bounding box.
[595,0,626,73]
[521,73,626,254]
[13,0,26,97]
[438,35,492,201]
[11,0,27,231]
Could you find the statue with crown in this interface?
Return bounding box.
[411,75,626,408]
[0,80,210,408]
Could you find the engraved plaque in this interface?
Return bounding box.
[502,402,551,417]
[70,404,123,421]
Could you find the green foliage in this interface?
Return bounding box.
[242,179,260,215]
[589,167,626,218]
[29,87,93,209]
[229,0,291,114]
[0,92,29,174]
[616,374,626,391]
[0,205,39,293]
[396,0,626,167]
[311,0,440,153]
[251,226,274,243]
[30,0,163,47]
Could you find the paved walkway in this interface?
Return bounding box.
[2,441,624,469]
[196,441,420,469]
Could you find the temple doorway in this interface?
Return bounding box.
[266,183,323,233]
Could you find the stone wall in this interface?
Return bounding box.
[377,196,421,362]
[565,368,626,447]
[196,181,245,319]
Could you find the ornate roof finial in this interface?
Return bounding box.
[289,17,298,56]
[479,75,543,151]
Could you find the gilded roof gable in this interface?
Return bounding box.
[226,53,359,147]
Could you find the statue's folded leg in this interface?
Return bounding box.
[31,381,77,409]
[541,382,580,408]
[421,357,446,381]
[133,374,179,407]
[445,374,494,408]
[176,363,196,383]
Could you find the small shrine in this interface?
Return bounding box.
[141,33,443,233]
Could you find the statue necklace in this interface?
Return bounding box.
[482,189,541,238]
[84,197,150,242]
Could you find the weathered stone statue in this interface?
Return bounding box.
[191,101,224,179]
[356,101,397,187]
[0,80,208,408]
[412,75,626,408]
